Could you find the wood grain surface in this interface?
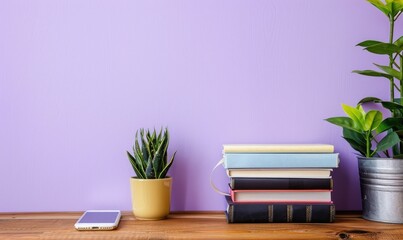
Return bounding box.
[0,212,402,239]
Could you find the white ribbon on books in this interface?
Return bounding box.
[209,158,230,196]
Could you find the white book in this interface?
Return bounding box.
[227,169,332,178]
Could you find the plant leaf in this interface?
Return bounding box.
[158,151,176,178]
[127,151,146,178]
[152,132,168,177]
[145,157,155,179]
[393,154,403,159]
[358,97,383,104]
[380,101,403,116]
[367,0,391,16]
[162,128,169,166]
[342,104,365,130]
[377,117,403,133]
[364,110,383,131]
[325,117,362,132]
[376,131,401,153]
[343,137,367,156]
[356,40,384,47]
[134,131,146,172]
[343,128,367,156]
[381,101,403,109]
[133,148,147,176]
[140,130,150,170]
[394,35,403,48]
[374,64,402,80]
[387,0,403,17]
[343,127,367,146]
[365,43,400,55]
[352,70,393,78]
[395,129,403,137]
[145,129,156,178]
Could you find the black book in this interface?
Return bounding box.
[230,178,333,190]
[225,196,335,223]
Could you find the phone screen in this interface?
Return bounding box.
[78,212,120,223]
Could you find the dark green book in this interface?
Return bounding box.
[225,196,335,223]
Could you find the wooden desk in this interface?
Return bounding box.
[0,212,402,239]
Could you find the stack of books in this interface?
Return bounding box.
[222,144,339,223]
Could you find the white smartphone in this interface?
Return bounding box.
[74,210,121,231]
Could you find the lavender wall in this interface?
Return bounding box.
[1,0,402,212]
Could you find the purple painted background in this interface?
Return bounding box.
[1,0,402,212]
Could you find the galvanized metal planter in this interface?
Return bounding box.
[358,157,403,223]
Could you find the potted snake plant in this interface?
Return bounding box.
[326,0,403,223]
[127,127,176,220]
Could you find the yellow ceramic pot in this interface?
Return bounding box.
[130,177,172,220]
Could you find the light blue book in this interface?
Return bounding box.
[223,153,340,169]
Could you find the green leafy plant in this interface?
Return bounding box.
[326,0,403,158]
[326,104,400,157]
[127,128,176,179]
[353,0,403,106]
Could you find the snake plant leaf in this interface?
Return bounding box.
[127,151,146,179]
[342,104,365,130]
[134,131,141,157]
[145,130,154,155]
[127,127,175,179]
[163,128,169,165]
[133,145,145,172]
[364,43,400,55]
[352,70,393,79]
[144,129,156,178]
[152,133,168,177]
[325,117,362,133]
[157,127,163,141]
[156,129,163,151]
[140,130,150,168]
[364,110,383,131]
[145,156,155,179]
[158,151,176,179]
[134,132,146,170]
[367,0,391,16]
[374,64,402,80]
[376,131,401,153]
[161,128,169,169]
[150,129,157,151]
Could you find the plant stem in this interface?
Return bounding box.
[389,15,395,106]
[400,54,403,155]
[400,54,403,105]
[366,132,371,157]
